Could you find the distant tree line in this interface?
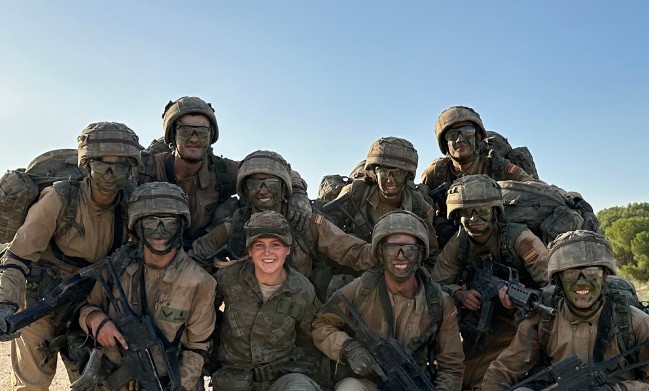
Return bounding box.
[598,203,649,281]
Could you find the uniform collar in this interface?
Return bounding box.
[125,247,188,283]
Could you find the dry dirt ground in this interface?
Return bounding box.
[0,341,212,390]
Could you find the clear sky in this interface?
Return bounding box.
[1,2,647,213]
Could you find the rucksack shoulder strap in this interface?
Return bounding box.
[487,150,507,181]
[209,154,233,203]
[52,180,83,237]
[352,268,382,315]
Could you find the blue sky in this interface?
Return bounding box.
[1,2,647,212]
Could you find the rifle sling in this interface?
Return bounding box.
[594,298,613,363]
[377,277,395,338]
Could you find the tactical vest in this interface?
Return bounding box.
[323,180,433,243]
[352,267,444,376]
[425,153,507,194]
[455,221,536,289]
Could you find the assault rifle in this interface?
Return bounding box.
[464,259,556,351]
[79,257,182,391]
[322,291,437,391]
[507,338,649,391]
[428,182,449,218]
[322,192,374,241]
[2,274,96,335]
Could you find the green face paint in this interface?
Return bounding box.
[560,267,605,310]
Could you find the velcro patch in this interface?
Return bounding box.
[158,306,189,323]
[523,248,538,262]
[277,298,304,318]
[314,214,325,225]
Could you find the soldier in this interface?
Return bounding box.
[190,150,376,300]
[0,122,141,390]
[212,210,321,391]
[482,230,649,390]
[323,137,438,265]
[138,96,312,244]
[431,175,548,390]
[76,182,216,391]
[420,106,536,248]
[312,210,465,391]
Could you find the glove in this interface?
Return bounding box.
[69,348,104,391]
[287,190,312,232]
[341,339,385,378]
[0,302,20,341]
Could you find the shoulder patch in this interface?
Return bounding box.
[523,248,539,262]
[425,205,434,217]
[314,214,325,225]
[507,164,519,174]
[450,306,458,318]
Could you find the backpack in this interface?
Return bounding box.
[498,180,585,244]
[0,149,83,243]
[538,276,647,363]
[483,131,539,179]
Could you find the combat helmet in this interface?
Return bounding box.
[364,137,418,179]
[77,122,142,176]
[547,230,617,282]
[162,96,219,145]
[371,210,429,260]
[435,106,487,155]
[446,174,503,220]
[127,182,191,231]
[236,150,292,197]
[245,210,293,248]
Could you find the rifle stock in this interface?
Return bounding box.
[323,292,437,391]
[5,274,96,334]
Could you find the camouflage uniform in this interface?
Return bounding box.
[190,151,377,300]
[139,96,311,244]
[483,231,649,391]
[324,137,439,265]
[0,122,141,391]
[421,106,535,248]
[430,175,548,390]
[312,211,465,391]
[78,182,216,391]
[212,211,321,391]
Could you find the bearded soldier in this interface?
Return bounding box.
[313,210,464,391]
[431,175,548,390]
[212,210,321,391]
[77,182,216,390]
[139,96,312,244]
[483,230,649,391]
[0,122,141,390]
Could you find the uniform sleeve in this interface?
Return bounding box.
[431,235,462,294]
[311,280,358,361]
[504,161,537,182]
[482,314,542,391]
[514,229,549,287]
[310,214,377,271]
[433,292,465,391]
[78,279,107,335]
[179,274,217,389]
[618,307,649,390]
[0,187,64,305]
[190,221,231,265]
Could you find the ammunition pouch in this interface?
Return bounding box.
[26,262,62,307]
[212,367,253,391]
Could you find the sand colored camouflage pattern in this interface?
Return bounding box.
[244,210,293,247]
[127,182,191,230]
[317,174,350,200]
[434,105,487,154]
[371,210,430,259]
[76,122,142,174]
[235,150,293,196]
[446,174,504,219]
[547,229,617,280]
[162,96,219,145]
[364,137,418,178]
